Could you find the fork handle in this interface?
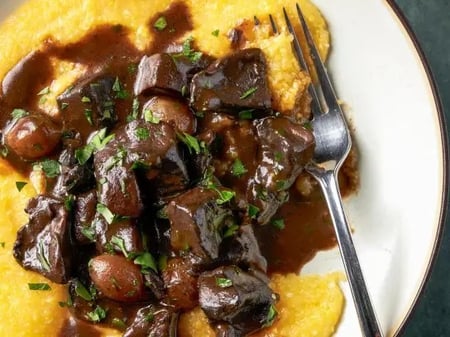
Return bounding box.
[316,170,384,337]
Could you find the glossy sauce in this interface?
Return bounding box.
[0,3,342,336]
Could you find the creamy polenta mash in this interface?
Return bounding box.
[0,1,346,336]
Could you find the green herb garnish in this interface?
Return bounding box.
[177,132,201,154]
[112,77,129,99]
[135,127,150,141]
[111,235,129,258]
[134,252,158,273]
[112,318,127,330]
[75,128,114,165]
[263,304,278,327]
[238,109,254,120]
[96,203,116,225]
[240,87,258,99]
[271,218,285,230]
[231,159,247,177]
[153,16,168,31]
[15,181,27,192]
[143,109,161,124]
[86,305,107,323]
[211,29,220,37]
[215,277,233,288]
[74,280,93,301]
[11,108,28,120]
[181,36,203,62]
[34,159,61,178]
[127,97,140,122]
[248,204,260,219]
[28,283,51,291]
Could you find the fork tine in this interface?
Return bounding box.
[269,14,278,34]
[282,8,321,112]
[295,3,338,110]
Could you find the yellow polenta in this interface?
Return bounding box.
[0,1,343,336]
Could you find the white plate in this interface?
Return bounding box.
[0,1,445,337]
[301,1,445,336]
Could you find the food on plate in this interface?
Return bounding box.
[0,0,358,336]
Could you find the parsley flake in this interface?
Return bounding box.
[86,305,107,323]
[240,87,258,99]
[238,109,254,120]
[74,279,93,301]
[263,304,278,327]
[11,108,28,120]
[143,109,160,124]
[231,159,247,177]
[34,159,61,178]
[216,277,233,288]
[212,29,220,37]
[75,128,115,165]
[177,132,201,154]
[28,283,51,291]
[111,235,129,258]
[135,127,150,141]
[272,218,285,230]
[112,77,129,99]
[153,16,168,31]
[248,204,260,219]
[180,36,203,62]
[15,181,27,192]
[134,252,158,273]
[97,203,116,224]
[216,190,235,205]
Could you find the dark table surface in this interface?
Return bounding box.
[393,0,450,336]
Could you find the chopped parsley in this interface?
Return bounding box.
[143,109,161,124]
[104,147,127,171]
[28,283,51,291]
[238,109,254,120]
[15,181,27,192]
[135,127,150,141]
[74,279,93,301]
[274,151,283,163]
[11,108,28,120]
[0,242,5,248]
[81,96,91,103]
[131,160,150,170]
[212,29,220,37]
[271,218,285,230]
[158,255,168,272]
[81,225,96,242]
[64,194,75,211]
[34,159,61,178]
[127,97,140,122]
[223,223,239,238]
[96,203,116,225]
[75,128,115,165]
[134,252,158,273]
[180,36,203,62]
[248,204,260,219]
[37,86,51,96]
[84,108,93,125]
[215,277,233,288]
[112,77,129,99]
[231,159,247,177]
[128,63,138,74]
[37,86,51,103]
[263,304,278,327]
[153,16,168,31]
[276,180,289,191]
[181,85,188,97]
[111,235,129,258]
[216,190,235,205]
[60,102,69,110]
[86,305,107,323]
[177,132,201,154]
[37,240,51,272]
[240,87,258,99]
[112,318,127,330]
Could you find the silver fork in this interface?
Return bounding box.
[270,5,384,337]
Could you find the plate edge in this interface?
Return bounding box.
[384,1,449,336]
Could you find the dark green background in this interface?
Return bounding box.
[393,0,449,336]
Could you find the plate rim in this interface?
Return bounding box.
[384,1,448,336]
